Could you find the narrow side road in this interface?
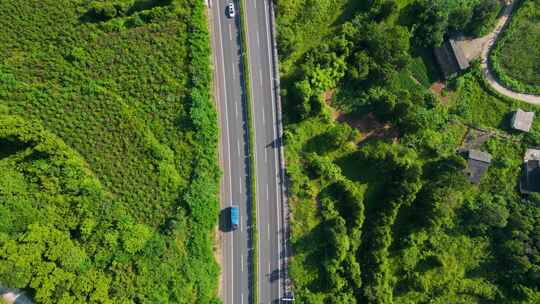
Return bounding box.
[481,0,540,104]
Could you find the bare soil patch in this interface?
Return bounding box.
[430,82,452,105]
[338,112,398,144]
[323,90,398,143]
[460,128,493,151]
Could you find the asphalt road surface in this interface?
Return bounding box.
[210,1,252,304]
[242,0,285,303]
[211,0,285,303]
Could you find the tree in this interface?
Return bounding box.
[326,124,355,148]
[468,0,500,37]
[465,194,509,234]
[89,2,117,21]
[292,79,313,119]
[412,0,449,47]
[448,7,473,33]
[307,153,343,182]
[348,50,372,83]
[370,0,398,21]
[364,22,411,71]
[367,87,398,121]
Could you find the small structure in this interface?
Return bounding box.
[520,148,540,194]
[464,149,492,184]
[434,39,470,79]
[511,109,535,132]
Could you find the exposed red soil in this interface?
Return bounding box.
[322,90,398,144]
[338,112,399,144]
[430,82,451,105]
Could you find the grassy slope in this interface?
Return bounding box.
[491,0,540,94]
[0,0,220,302]
[0,0,192,225]
[276,0,366,75]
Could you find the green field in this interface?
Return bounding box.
[277,0,540,303]
[0,1,220,303]
[491,0,540,94]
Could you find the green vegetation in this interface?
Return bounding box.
[0,0,221,303]
[238,0,258,301]
[491,0,540,95]
[277,0,540,303]
[402,0,501,48]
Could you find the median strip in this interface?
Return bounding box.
[238,0,258,303]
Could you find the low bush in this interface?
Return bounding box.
[0,0,221,302]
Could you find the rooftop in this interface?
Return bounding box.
[434,39,470,79]
[449,39,470,71]
[511,109,535,132]
[521,160,540,193]
[520,148,540,194]
[524,148,540,161]
[468,149,492,163]
[464,149,492,184]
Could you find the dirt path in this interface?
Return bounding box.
[480,0,540,104]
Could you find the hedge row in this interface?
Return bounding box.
[238,0,258,302]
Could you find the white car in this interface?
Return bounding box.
[227,2,235,18]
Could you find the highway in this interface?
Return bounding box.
[210,0,287,303]
[210,1,252,304]
[243,0,287,303]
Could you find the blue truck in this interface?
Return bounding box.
[230,206,239,230]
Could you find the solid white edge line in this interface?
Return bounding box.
[216,3,235,304]
[264,0,282,299]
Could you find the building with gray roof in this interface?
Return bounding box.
[464,149,492,184]
[434,39,470,79]
[521,148,540,194]
[511,109,535,132]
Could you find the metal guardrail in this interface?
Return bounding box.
[237,0,259,303]
[266,0,293,300]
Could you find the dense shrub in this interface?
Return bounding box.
[411,0,501,47]
[0,0,220,302]
[279,0,540,303]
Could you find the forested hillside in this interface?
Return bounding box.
[276,0,540,303]
[0,0,220,303]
